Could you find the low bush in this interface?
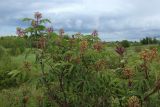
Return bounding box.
[121,40,130,48]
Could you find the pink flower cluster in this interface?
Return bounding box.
[91,30,98,36]
[16,27,25,37]
[59,28,64,37]
[33,12,43,27]
[115,46,125,56]
[47,27,54,33]
[34,12,42,20]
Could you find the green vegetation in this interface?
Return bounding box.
[1,12,160,107]
[140,37,159,45]
[121,40,130,48]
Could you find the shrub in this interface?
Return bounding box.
[121,40,130,48]
[6,11,160,107]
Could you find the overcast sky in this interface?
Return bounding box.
[1,0,160,41]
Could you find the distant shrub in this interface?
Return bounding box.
[121,40,130,48]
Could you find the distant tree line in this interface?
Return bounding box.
[140,37,159,45]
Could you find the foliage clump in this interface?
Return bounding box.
[121,40,130,48]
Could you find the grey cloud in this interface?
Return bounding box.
[1,0,160,41]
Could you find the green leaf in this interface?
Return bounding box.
[40,19,51,24]
[8,70,21,78]
[22,18,33,22]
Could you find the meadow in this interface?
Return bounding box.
[0,12,160,107]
